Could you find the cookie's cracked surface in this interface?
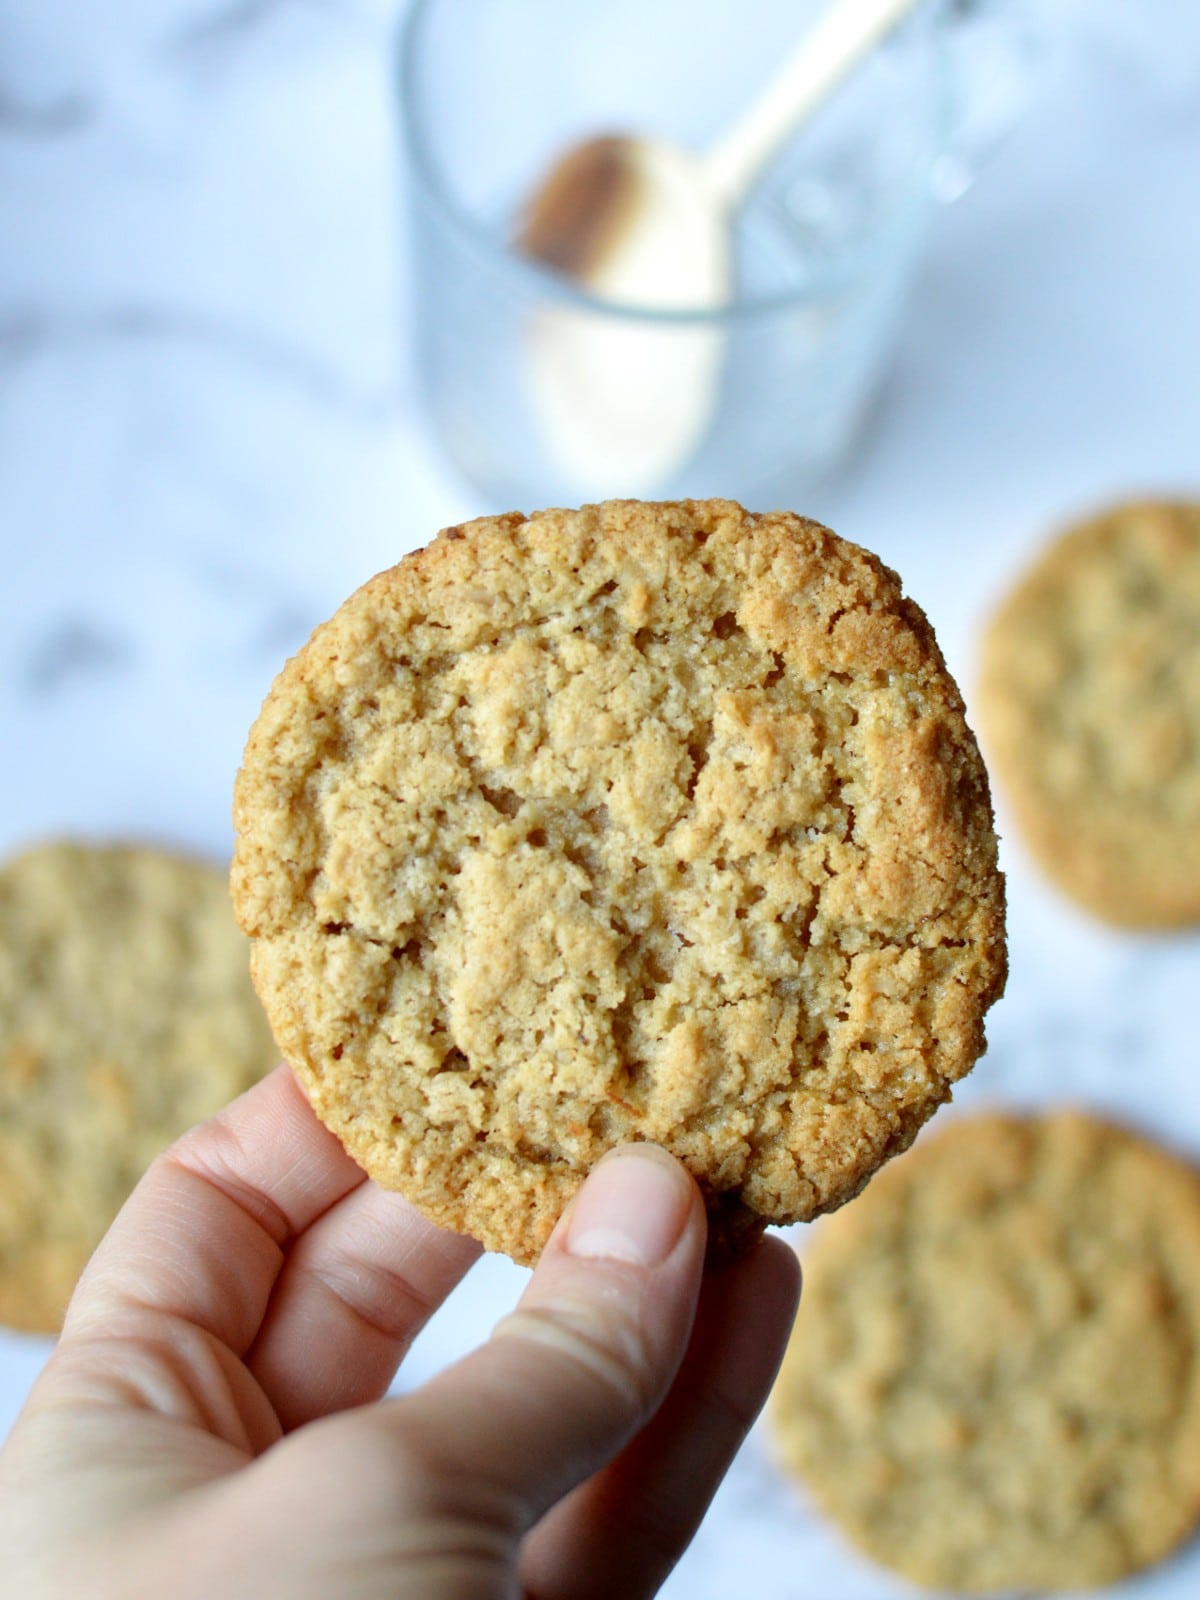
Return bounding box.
[233,500,1006,1262]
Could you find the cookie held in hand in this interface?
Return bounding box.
[232,499,1006,1262]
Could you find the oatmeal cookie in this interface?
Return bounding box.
[980,499,1200,926]
[0,841,277,1332]
[772,1110,1200,1592]
[232,499,1006,1263]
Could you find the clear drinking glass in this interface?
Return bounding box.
[398,0,1034,509]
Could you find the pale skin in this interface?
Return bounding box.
[0,1065,800,1598]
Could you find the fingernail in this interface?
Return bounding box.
[567,1145,691,1267]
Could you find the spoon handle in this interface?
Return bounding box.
[703,0,924,205]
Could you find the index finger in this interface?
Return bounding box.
[64,1064,368,1356]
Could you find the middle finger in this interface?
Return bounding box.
[246,1181,482,1430]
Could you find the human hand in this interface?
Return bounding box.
[0,1065,800,1599]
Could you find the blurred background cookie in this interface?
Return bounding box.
[0,841,278,1333]
[771,1110,1200,1593]
[232,499,1006,1264]
[980,500,1200,928]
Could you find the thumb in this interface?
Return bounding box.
[397,1143,707,1525]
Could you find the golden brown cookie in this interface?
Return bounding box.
[980,499,1200,927]
[0,841,278,1333]
[232,499,1006,1264]
[772,1110,1200,1593]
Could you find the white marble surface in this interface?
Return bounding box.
[3,1,1200,1594]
